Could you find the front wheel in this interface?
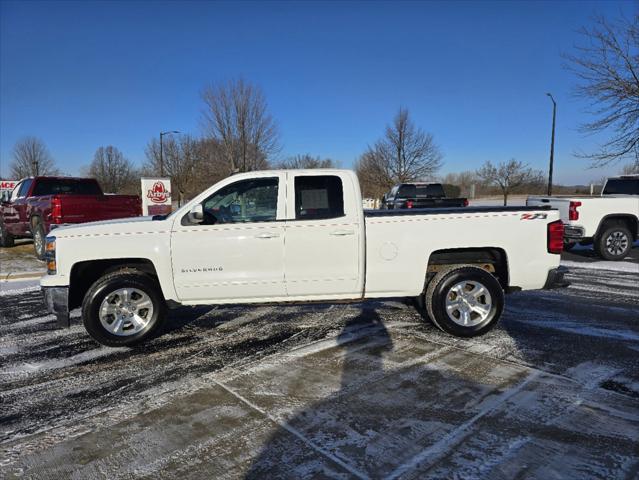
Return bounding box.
[82,269,167,347]
[424,265,504,337]
[595,224,632,261]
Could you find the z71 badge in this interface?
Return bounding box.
[520,213,548,220]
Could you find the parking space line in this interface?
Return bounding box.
[385,370,542,480]
[210,377,371,480]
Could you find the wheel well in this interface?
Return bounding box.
[597,215,638,240]
[69,258,159,310]
[426,248,509,290]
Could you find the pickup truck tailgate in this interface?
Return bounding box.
[50,194,141,223]
[526,196,570,222]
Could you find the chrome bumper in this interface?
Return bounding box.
[564,225,585,240]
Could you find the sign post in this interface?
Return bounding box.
[141,177,172,216]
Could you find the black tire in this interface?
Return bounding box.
[594,224,632,261]
[0,221,15,248]
[31,217,46,259]
[424,265,504,337]
[82,269,167,347]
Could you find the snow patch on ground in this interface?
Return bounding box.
[561,260,639,273]
[0,281,40,296]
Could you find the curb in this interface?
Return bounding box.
[0,271,45,282]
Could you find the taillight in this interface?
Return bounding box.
[51,196,63,224]
[568,201,581,221]
[406,200,414,209]
[463,199,469,207]
[547,220,564,254]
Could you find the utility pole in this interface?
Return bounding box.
[159,130,180,177]
[546,93,556,196]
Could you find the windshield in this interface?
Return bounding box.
[603,178,639,195]
[32,178,102,196]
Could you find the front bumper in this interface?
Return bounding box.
[42,286,70,327]
[543,266,570,289]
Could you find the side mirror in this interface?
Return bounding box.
[0,191,10,203]
[188,204,204,223]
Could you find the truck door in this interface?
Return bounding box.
[170,173,287,302]
[284,173,362,299]
[4,179,32,236]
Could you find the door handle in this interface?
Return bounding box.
[255,232,279,239]
[330,229,355,236]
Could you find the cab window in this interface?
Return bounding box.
[200,177,279,225]
[294,175,344,220]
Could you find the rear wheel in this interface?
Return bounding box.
[82,269,166,347]
[31,217,46,259]
[0,221,15,248]
[424,265,504,337]
[595,224,632,261]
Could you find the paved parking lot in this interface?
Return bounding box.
[1,249,638,479]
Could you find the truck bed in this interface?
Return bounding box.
[365,205,551,217]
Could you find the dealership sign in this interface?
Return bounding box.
[0,180,17,193]
[141,178,172,216]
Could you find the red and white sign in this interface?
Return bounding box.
[141,178,172,216]
[0,180,17,192]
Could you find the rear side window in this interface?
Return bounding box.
[416,184,445,197]
[294,175,344,220]
[603,179,639,195]
[32,179,102,196]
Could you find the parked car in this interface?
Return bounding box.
[41,169,564,347]
[526,175,639,260]
[381,183,468,209]
[0,176,141,258]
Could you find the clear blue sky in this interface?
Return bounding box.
[0,0,635,184]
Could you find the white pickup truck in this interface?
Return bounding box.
[527,175,639,260]
[41,169,565,347]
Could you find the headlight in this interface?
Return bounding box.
[45,236,56,274]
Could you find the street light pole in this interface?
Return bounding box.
[546,93,556,196]
[159,130,180,177]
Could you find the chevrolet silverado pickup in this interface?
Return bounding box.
[41,169,564,347]
[382,182,468,209]
[527,175,639,260]
[0,176,141,258]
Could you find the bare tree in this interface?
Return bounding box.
[620,160,639,175]
[201,78,280,173]
[440,171,479,197]
[275,154,337,169]
[87,146,137,193]
[144,135,227,205]
[565,13,639,166]
[355,107,443,197]
[476,159,544,206]
[10,137,58,178]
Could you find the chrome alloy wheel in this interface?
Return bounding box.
[444,280,492,327]
[34,229,44,255]
[99,288,154,336]
[606,231,629,257]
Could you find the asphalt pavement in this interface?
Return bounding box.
[1,249,638,479]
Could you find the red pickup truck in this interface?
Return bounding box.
[0,176,141,258]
